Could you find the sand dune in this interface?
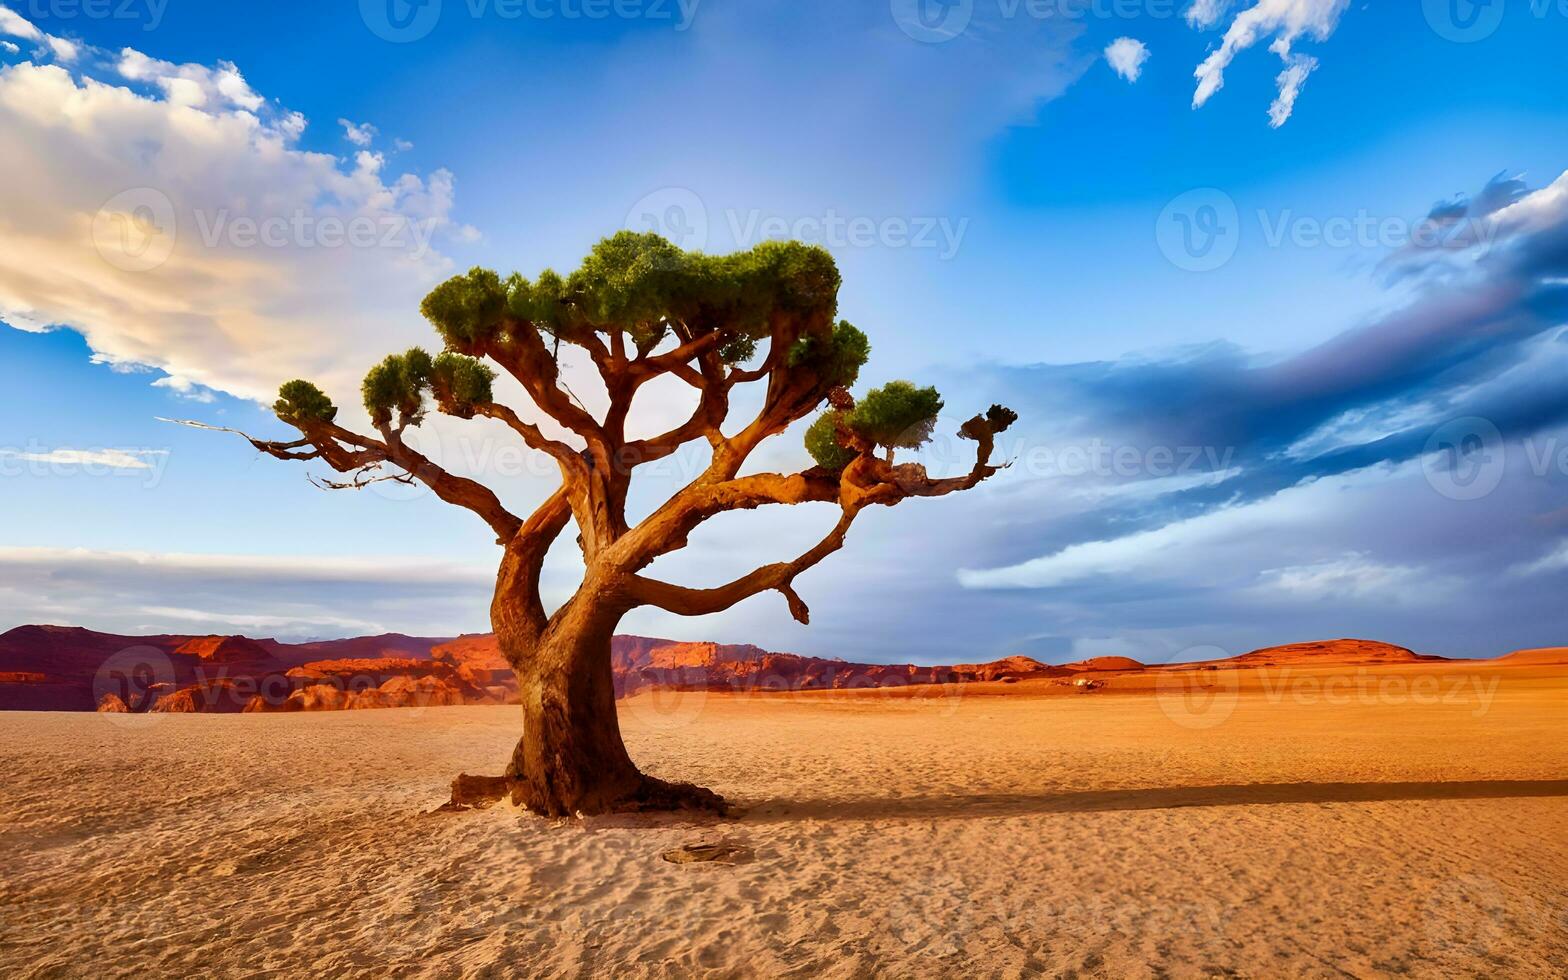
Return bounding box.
[2,660,1564,977]
[1499,647,1568,665]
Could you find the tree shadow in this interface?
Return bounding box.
[742,779,1568,822]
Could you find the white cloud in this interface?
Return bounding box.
[1267,54,1316,128]
[1185,0,1233,28]
[0,48,469,404]
[0,546,495,640]
[1191,0,1348,126]
[152,376,217,402]
[0,5,40,41]
[1254,554,1448,604]
[957,462,1406,590]
[0,3,77,64]
[394,137,413,152]
[1104,37,1150,84]
[1512,541,1568,578]
[0,447,168,470]
[44,34,76,62]
[116,47,260,109]
[339,117,377,147]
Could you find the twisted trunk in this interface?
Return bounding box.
[501,595,639,815]
[478,585,727,817]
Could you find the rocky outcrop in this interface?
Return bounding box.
[1064,656,1146,672]
[152,679,253,713]
[96,693,129,713]
[1224,639,1443,666]
[244,658,501,713]
[173,635,287,672]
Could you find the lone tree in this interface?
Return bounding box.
[192,232,1015,816]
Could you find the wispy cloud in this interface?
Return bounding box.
[0,448,168,471]
[0,547,497,640]
[1191,0,1349,126]
[338,117,377,147]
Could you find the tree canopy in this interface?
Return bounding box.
[204,230,1013,635]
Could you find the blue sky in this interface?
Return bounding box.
[3,0,1568,660]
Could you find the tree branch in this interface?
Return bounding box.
[628,509,858,625]
[161,417,525,544]
[493,486,574,649]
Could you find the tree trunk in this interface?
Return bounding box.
[485,589,729,817]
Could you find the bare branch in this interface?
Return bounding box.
[628,510,857,625]
[162,416,525,544]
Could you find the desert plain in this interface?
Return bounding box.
[1,656,1566,978]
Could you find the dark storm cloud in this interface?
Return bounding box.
[943,170,1568,658]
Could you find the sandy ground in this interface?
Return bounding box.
[2,662,1566,979]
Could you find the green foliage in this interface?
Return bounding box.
[421,233,843,353]
[850,381,943,450]
[788,320,870,389]
[983,404,1018,432]
[804,410,856,471]
[718,334,758,365]
[505,269,572,338]
[362,348,434,427]
[274,380,337,425]
[431,352,496,417]
[803,378,945,468]
[420,268,507,347]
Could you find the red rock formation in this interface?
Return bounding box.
[173,635,287,670]
[1221,639,1443,666]
[96,693,129,713]
[1064,656,1146,672]
[151,679,254,713]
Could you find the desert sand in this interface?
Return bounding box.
[2,661,1565,978]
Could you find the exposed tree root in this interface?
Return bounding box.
[444,771,736,819]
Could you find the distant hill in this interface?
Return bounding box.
[1220,639,1447,666]
[0,625,1543,714]
[1496,647,1568,665]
